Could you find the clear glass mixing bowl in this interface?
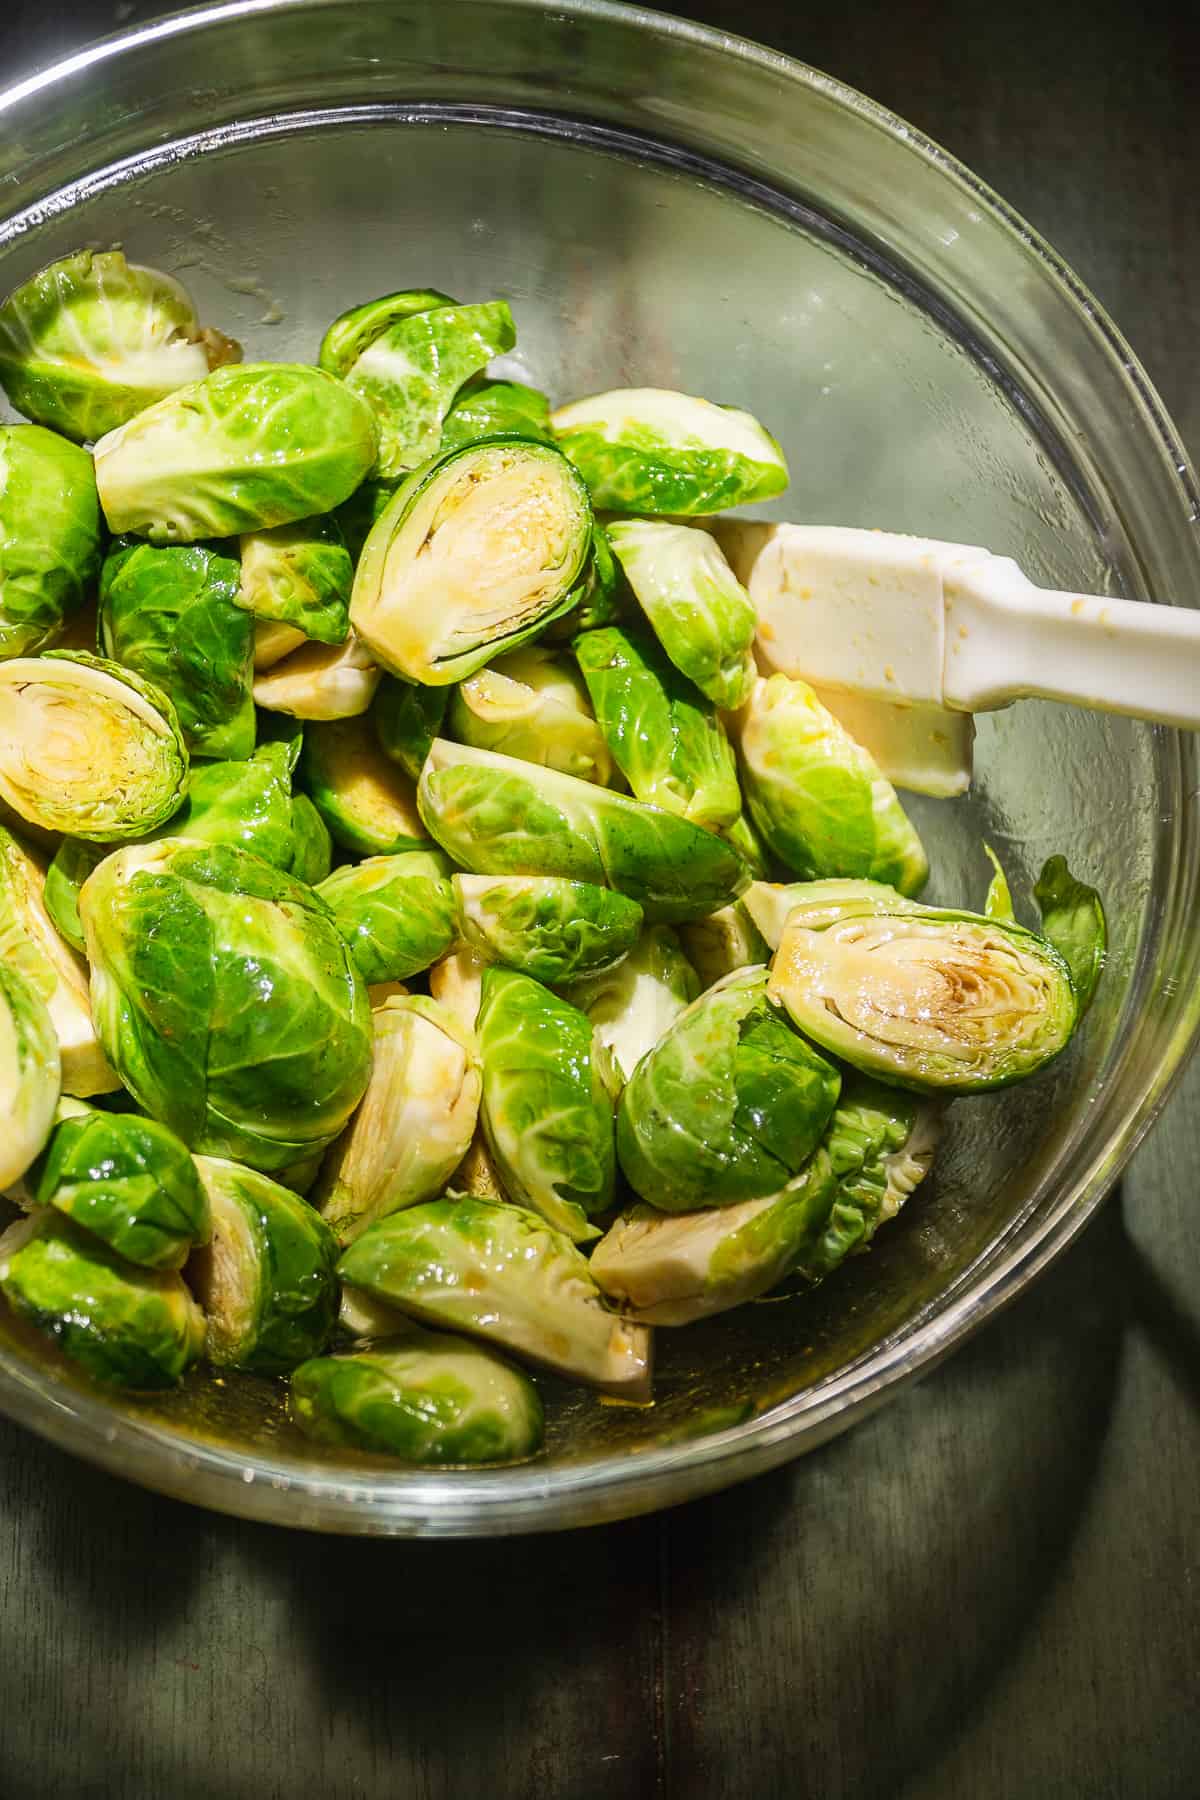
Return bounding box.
[1,0,1198,1536]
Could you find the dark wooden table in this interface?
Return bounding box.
[2,3,1198,1795]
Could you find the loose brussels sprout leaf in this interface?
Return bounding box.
[0,425,103,659]
[334,479,399,564]
[93,363,378,542]
[0,962,60,1190]
[605,520,757,710]
[0,1210,204,1389]
[418,740,750,923]
[80,839,373,1172]
[314,994,481,1245]
[439,377,554,453]
[350,438,593,685]
[563,924,700,1088]
[189,1155,339,1373]
[450,644,612,786]
[0,250,238,443]
[317,851,455,984]
[617,967,841,1210]
[237,515,353,647]
[253,630,380,720]
[318,288,458,375]
[550,387,788,514]
[734,675,929,894]
[302,714,429,856]
[574,623,741,826]
[253,619,308,670]
[371,676,449,781]
[99,536,254,758]
[0,651,188,841]
[291,1329,544,1463]
[338,1195,652,1399]
[744,876,923,949]
[983,844,1016,923]
[1034,855,1107,1015]
[35,1108,210,1270]
[44,839,104,954]
[454,873,642,985]
[769,903,1078,1091]
[287,794,333,885]
[678,898,769,989]
[428,947,486,1032]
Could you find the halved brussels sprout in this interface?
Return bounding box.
[478,965,615,1242]
[0,651,188,841]
[1034,855,1107,1015]
[314,994,481,1245]
[678,898,769,989]
[428,947,486,1030]
[317,851,456,984]
[733,675,929,894]
[287,793,333,886]
[605,520,757,710]
[189,1155,339,1373]
[550,386,788,514]
[0,250,238,443]
[337,1195,652,1399]
[350,438,593,684]
[453,874,642,985]
[450,644,613,786]
[301,714,429,855]
[439,377,553,452]
[237,516,353,648]
[744,876,923,950]
[0,425,103,659]
[34,1107,210,1270]
[0,1210,204,1389]
[252,630,380,720]
[253,619,308,670]
[617,967,841,1210]
[563,924,700,1087]
[574,624,741,827]
[0,961,60,1190]
[99,536,254,759]
[371,676,449,780]
[417,740,750,923]
[80,839,373,1172]
[291,1328,545,1463]
[93,363,378,542]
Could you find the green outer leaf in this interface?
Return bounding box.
[287,794,333,885]
[449,644,612,786]
[334,479,399,563]
[453,874,643,984]
[0,425,103,659]
[605,519,757,710]
[318,289,457,376]
[541,523,626,642]
[1034,854,1107,1014]
[439,378,553,453]
[160,739,297,867]
[44,839,104,954]
[371,677,449,780]
[0,960,61,1190]
[301,714,429,856]
[317,853,456,985]
[35,1108,210,1270]
[237,515,353,647]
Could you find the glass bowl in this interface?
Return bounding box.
[1,0,1197,1537]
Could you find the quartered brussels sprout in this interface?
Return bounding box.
[0,250,238,443]
[418,739,750,923]
[1034,855,1107,1015]
[574,624,741,827]
[0,651,188,841]
[477,966,615,1242]
[337,1195,652,1399]
[253,630,380,720]
[371,676,448,781]
[34,1107,210,1270]
[93,363,378,542]
[563,924,700,1087]
[317,851,455,984]
[314,994,481,1245]
[80,839,373,1173]
[733,676,929,894]
[291,1328,545,1464]
[453,873,643,984]
[550,386,788,514]
[0,961,60,1191]
[605,520,757,710]
[0,425,103,659]
[450,644,613,786]
[678,898,769,988]
[189,1155,339,1373]
[0,1210,204,1389]
[237,515,353,648]
[439,377,553,452]
[99,536,255,759]
[302,714,428,855]
[350,438,593,685]
[744,876,924,950]
[617,967,841,1211]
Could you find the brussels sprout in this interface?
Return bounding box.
[417,740,750,923]
[314,994,481,1245]
[428,946,486,1030]
[43,839,103,954]
[237,516,353,647]
[286,794,333,886]
[371,676,449,780]
[450,644,613,786]
[0,1210,204,1389]
[678,898,769,988]
[733,675,929,894]
[337,1195,652,1399]
[605,520,757,710]
[34,1107,209,1270]
[744,876,923,950]
[301,714,429,856]
[550,387,788,514]
[439,377,554,452]
[80,839,373,1172]
[0,425,103,659]
[769,900,1079,1091]
[796,1079,941,1283]
[1034,855,1107,1014]
[99,536,254,758]
[454,874,642,985]
[350,438,593,685]
[0,651,188,841]
[563,924,700,1087]
[574,624,741,827]
[317,852,455,984]
[291,1328,544,1463]
[253,630,381,720]
[0,250,238,443]
[162,738,297,867]
[338,1282,409,1342]
[318,288,457,374]
[253,619,308,670]
[477,966,615,1242]
[188,1155,339,1373]
[616,967,841,1210]
[0,962,60,1190]
[93,363,378,542]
